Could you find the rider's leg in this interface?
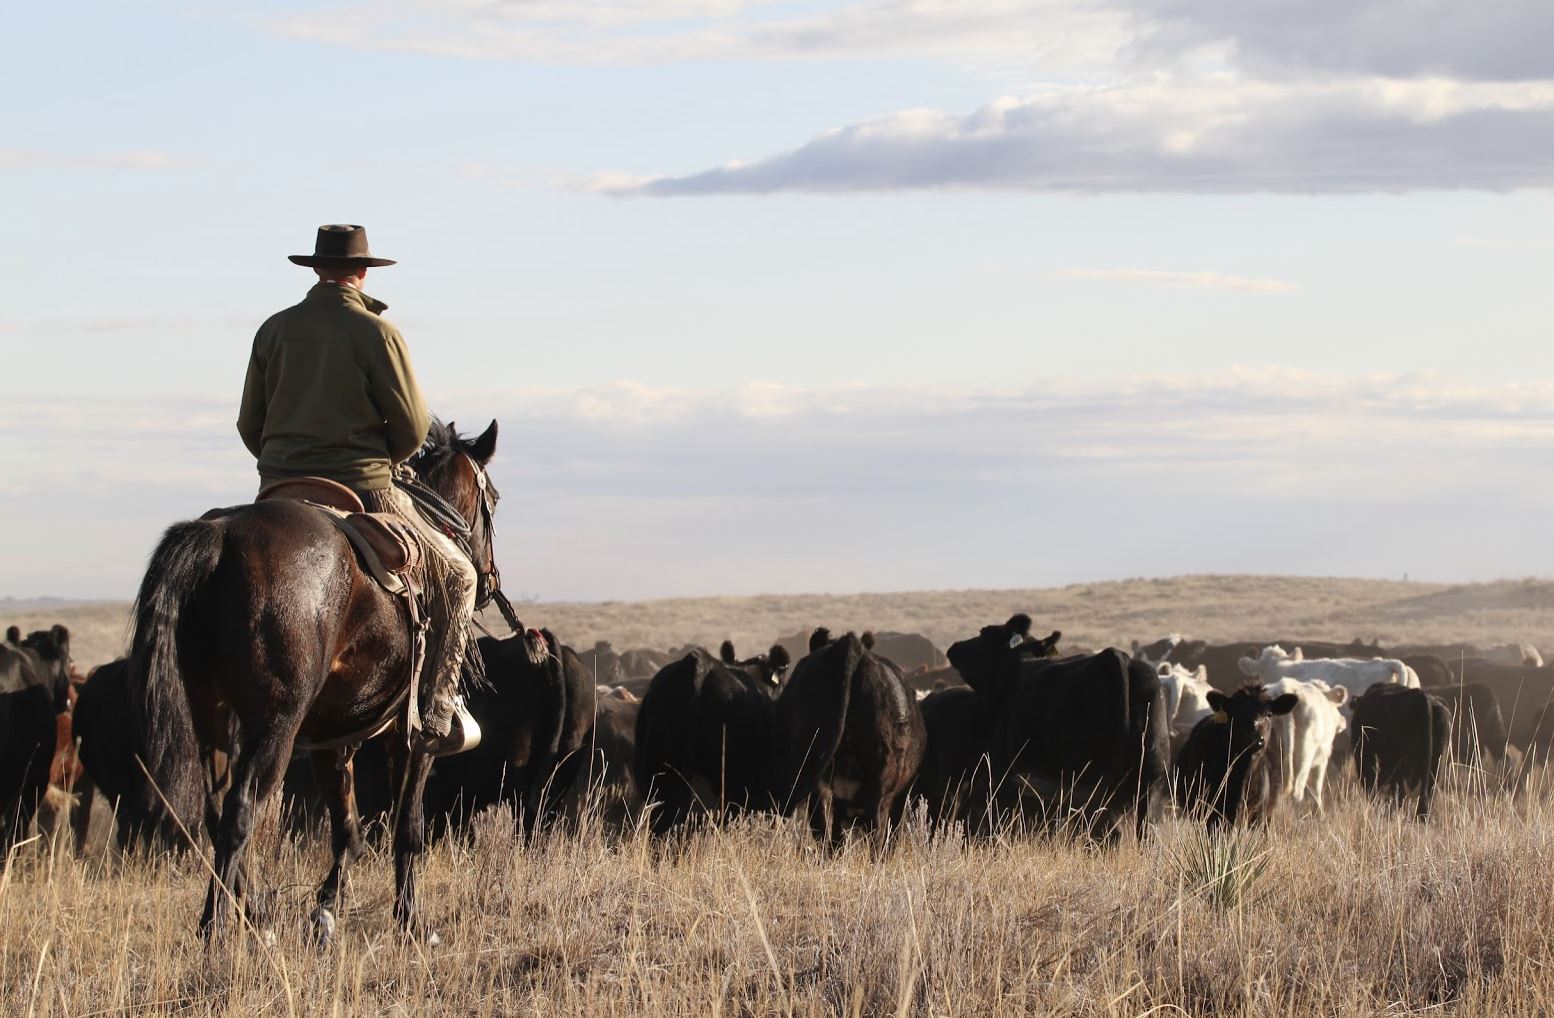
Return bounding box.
[414,530,476,742]
[357,486,478,752]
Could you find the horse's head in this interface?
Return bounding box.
[411,418,503,609]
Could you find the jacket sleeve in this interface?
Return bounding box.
[367,324,432,463]
[236,335,268,459]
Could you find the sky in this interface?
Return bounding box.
[3,0,1553,601]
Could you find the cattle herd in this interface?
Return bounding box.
[4,617,1554,866]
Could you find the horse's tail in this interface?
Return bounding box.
[129,518,223,835]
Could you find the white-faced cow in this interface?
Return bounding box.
[1156,663,1213,751]
[1263,678,1348,812]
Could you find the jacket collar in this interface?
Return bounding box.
[305,281,388,315]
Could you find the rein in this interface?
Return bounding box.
[395,453,526,635]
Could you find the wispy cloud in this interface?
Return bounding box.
[0,149,185,171]
[594,79,1554,195]
[269,0,1126,68]
[1058,269,1294,293]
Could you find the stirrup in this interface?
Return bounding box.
[418,695,482,757]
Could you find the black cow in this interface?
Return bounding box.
[633,641,791,833]
[1443,660,1554,751]
[562,693,641,831]
[914,685,992,825]
[0,626,74,857]
[1174,684,1298,831]
[424,629,595,840]
[1422,682,1510,775]
[71,658,173,851]
[768,629,927,844]
[1349,684,1452,820]
[946,615,1168,840]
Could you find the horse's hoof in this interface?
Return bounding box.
[309,907,336,948]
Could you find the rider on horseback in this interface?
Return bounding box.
[236,224,481,756]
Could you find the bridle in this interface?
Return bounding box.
[394,451,526,634]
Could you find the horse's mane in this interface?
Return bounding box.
[411,417,468,474]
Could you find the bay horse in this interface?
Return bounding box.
[129,418,533,940]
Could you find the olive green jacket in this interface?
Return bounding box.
[237,283,429,491]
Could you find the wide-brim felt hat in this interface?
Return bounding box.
[289,224,396,267]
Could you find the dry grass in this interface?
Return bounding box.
[13,574,1554,672]
[5,775,1554,1016]
[9,576,1554,1015]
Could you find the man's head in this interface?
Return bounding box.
[314,264,369,287]
[289,224,395,274]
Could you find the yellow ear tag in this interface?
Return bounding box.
[1212,710,1229,724]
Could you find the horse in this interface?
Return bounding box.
[129,418,534,941]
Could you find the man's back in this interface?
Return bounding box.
[238,282,428,492]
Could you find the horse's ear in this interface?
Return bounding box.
[470,419,499,464]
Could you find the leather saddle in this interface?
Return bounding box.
[256,476,430,751]
[256,477,421,593]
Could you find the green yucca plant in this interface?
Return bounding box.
[1166,826,1273,911]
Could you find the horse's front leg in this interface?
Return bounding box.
[389,738,436,940]
[310,748,362,946]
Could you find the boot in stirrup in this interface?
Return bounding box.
[418,693,482,757]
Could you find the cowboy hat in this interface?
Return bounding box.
[289,224,396,267]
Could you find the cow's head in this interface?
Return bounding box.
[946,614,1060,691]
[723,639,792,688]
[1205,683,1299,758]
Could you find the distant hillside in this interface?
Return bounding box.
[10,575,1554,672]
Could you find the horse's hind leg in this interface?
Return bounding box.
[199,725,295,936]
[310,748,362,946]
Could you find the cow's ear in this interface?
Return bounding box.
[469,419,499,465]
[1237,657,1259,677]
[719,640,737,665]
[1043,630,1062,648]
[1292,647,1304,661]
[1005,614,1032,637]
[1206,691,1228,712]
[768,645,791,673]
[1157,663,1172,677]
[1268,693,1300,716]
[809,627,831,652]
[1326,686,1349,706]
[1195,666,1208,682]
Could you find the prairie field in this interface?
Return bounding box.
[12,573,1554,673]
[5,574,1554,1016]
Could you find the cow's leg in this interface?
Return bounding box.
[390,744,436,938]
[198,722,293,936]
[807,785,834,845]
[310,748,363,946]
[70,772,96,854]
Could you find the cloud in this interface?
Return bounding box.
[1058,269,1294,293]
[1127,0,1554,82]
[595,79,1554,195]
[269,0,1129,67]
[0,149,184,171]
[8,370,1554,600]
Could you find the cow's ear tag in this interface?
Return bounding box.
[1009,633,1024,649]
[1212,710,1229,724]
